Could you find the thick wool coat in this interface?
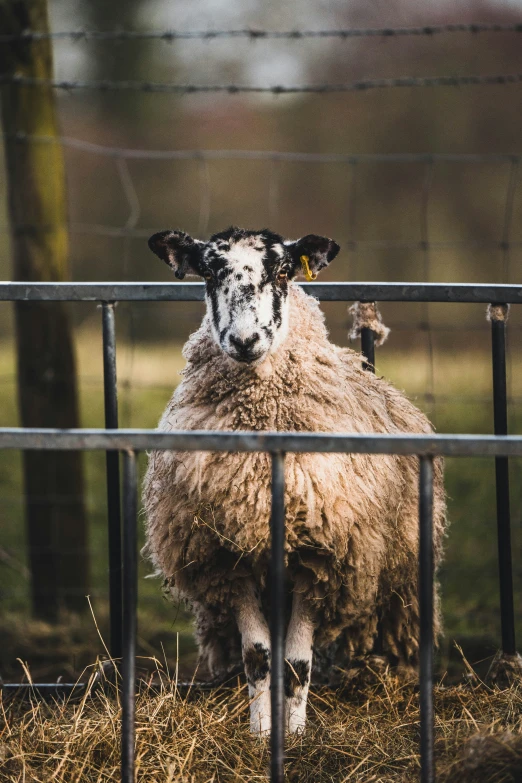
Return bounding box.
[143,285,446,663]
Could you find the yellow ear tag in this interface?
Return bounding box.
[300,254,317,281]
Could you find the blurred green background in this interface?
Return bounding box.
[1,0,522,680]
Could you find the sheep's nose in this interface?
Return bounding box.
[229,333,260,354]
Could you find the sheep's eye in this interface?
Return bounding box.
[277,271,288,282]
[203,271,213,281]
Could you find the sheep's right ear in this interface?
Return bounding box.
[148,230,206,280]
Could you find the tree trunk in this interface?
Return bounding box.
[0,0,89,620]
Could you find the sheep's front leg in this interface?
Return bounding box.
[285,588,315,734]
[235,582,271,736]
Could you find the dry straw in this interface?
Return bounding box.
[1,660,522,782]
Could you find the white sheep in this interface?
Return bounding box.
[143,226,446,735]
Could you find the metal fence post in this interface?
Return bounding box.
[102,301,123,660]
[121,449,138,783]
[270,452,286,783]
[361,327,384,654]
[419,455,434,783]
[490,305,516,655]
[361,326,376,372]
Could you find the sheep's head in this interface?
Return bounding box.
[148,226,340,365]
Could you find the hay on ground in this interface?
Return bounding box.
[1,662,521,782]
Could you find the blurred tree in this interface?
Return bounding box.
[0,0,89,620]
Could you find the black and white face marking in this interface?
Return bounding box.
[148,226,340,365]
[202,229,291,364]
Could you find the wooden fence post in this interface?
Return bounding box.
[0,0,89,619]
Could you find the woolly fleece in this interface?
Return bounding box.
[143,285,446,667]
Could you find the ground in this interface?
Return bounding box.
[1,661,522,782]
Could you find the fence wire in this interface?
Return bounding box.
[2,73,522,94]
[1,23,522,43]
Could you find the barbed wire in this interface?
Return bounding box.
[2,73,522,94]
[1,23,522,43]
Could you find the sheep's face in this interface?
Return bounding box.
[148,227,340,365]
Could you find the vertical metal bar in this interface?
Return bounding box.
[491,315,516,655]
[361,326,375,372]
[121,449,137,783]
[270,452,285,783]
[102,301,123,660]
[419,455,434,783]
[361,325,381,650]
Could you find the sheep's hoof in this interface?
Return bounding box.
[287,719,306,735]
[250,722,271,738]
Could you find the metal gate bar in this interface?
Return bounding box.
[270,452,286,783]
[491,314,516,655]
[360,326,375,371]
[2,429,522,455]
[419,456,434,783]
[121,450,138,783]
[102,302,123,661]
[0,281,521,302]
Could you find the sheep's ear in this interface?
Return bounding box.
[285,234,340,279]
[148,230,206,279]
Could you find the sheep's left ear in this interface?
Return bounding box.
[285,235,340,279]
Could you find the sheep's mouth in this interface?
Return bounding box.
[227,348,266,365]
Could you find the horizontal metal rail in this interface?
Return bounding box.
[0,683,89,696]
[0,680,217,697]
[0,281,521,303]
[0,428,522,455]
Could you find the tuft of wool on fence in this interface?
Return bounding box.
[348,300,390,346]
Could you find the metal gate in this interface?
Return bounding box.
[1,279,521,783]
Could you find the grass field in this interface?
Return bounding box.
[0,327,521,683]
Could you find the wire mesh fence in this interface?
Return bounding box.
[2,138,521,406]
[1,141,522,629]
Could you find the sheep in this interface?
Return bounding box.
[143,226,446,735]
